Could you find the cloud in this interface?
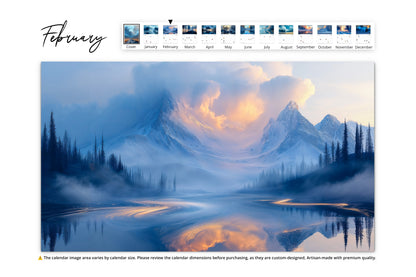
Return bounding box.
[252,62,293,79]
[42,62,315,147]
[225,93,264,130]
[169,63,312,132]
[259,75,315,120]
[190,81,227,129]
[163,64,316,151]
[179,78,266,131]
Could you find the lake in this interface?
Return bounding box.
[41,193,374,252]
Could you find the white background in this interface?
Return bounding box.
[0,0,414,276]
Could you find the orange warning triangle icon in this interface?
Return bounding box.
[38,256,42,260]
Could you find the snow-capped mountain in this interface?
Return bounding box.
[132,91,203,155]
[315,114,341,142]
[104,91,210,171]
[316,115,374,153]
[251,101,374,167]
[253,101,325,166]
[103,96,374,190]
[105,92,238,191]
[273,221,345,251]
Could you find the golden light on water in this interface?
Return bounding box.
[169,218,267,251]
[272,199,348,207]
[282,223,322,234]
[131,199,206,208]
[105,206,170,218]
[270,199,369,216]
[104,200,205,219]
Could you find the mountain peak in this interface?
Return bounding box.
[257,100,321,155]
[136,91,176,132]
[322,114,340,124]
[315,114,340,133]
[156,91,175,113]
[133,90,202,153]
[277,101,301,122]
[284,101,299,111]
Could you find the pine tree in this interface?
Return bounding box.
[72,139,78,162]
[324,143,330,166]
[366,123,373,155]
[359,125,364,155]
[57,137,63,172]
[94,136,98,164]
[331,141,335,164]
[319,154,323,168]
[335,142,341,162]
[355,123,361,160]
[117,155,124,172]
[63,131,69,170]
[67,137,71,164]
[173,175,177,192]
[342,119,349,162]
[41,124,48,153]
[108,153,117,171]
[100,135,105,165]
[48,112,58,171]
[41,124,48,172]
[87,150,93,163]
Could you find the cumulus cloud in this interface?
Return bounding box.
[252,62,293,79]
[259,75,315,120]
[164,63,314,134]
[225,93,264,130]
[189,81,227,129]
[42,62,315,146]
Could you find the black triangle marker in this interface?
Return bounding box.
[168,19,173,24]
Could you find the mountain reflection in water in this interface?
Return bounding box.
[168,218,268,251]
[41,195,374,252]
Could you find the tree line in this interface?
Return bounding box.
[318,120,374,168]
[244,120,374,191]
[41,112,129,178]
[41,112,177,194]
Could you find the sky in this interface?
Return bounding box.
[41,62,374,147]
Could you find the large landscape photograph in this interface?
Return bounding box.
[41,62,374,251]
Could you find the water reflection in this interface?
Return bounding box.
[273,199,349,207]
[104,200,206,219]
[42,216,98,251]
[105,206,170,218]
[271,199,370,216]
[41,196,374,252]
[168,218,267,251]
